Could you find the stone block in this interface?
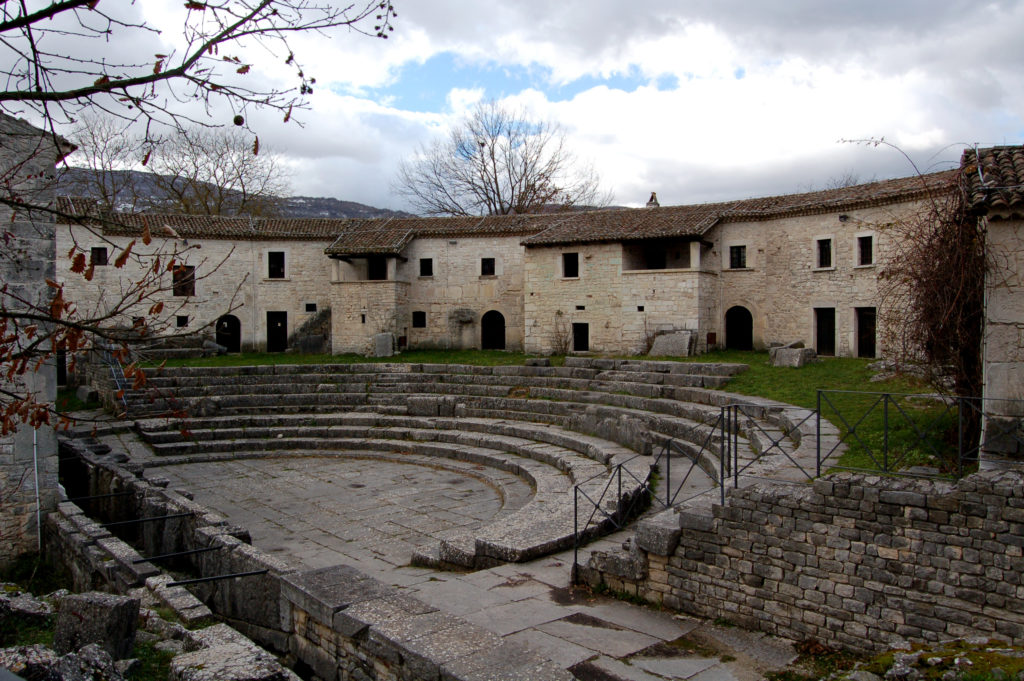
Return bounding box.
[169,642,299,681]
[372,333,394,357]
[770,347,817,368]
[525,358,550,367]
[54,591,140,660]
[649,331,696,357]
[634,511,681,555]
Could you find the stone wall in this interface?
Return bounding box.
[54,435,572,680]
[0,114,65,565]
[523,242,712,355]
[709,203,918,355]
[57,226,334,352]
[580,469,1024,653]
[983,216,1024,465]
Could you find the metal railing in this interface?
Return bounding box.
[816,390,1024,478]
[98,343,130,416]
[572,410,731,576]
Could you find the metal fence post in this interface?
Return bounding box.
[883,394,890,473]
[816,390,822,477]
[719,409,726,506]
[573,489,578,585]
[957,396,964,478]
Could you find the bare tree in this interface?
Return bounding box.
[395,100,609,216]
[61,114,147,212]
[0,1,398,434]
[148,126,291,216]
[0,2,397,141]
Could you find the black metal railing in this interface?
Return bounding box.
[98,343,130,416]
[816,390,1024,478]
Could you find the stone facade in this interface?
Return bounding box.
[581,469,1024,654]
[0,114,70,565]
[58,226,334,352]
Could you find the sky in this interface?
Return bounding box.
[57,1,1024,211]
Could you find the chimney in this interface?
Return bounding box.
[646,192,659,208]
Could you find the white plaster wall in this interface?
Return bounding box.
[57,227,334,351]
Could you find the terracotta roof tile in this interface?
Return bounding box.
[55,167,964,253]
[962,146,1024,218]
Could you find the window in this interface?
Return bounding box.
[858,235,874,266]
[419,258,433,277]
[367,256,387,280]
[305,303,317,313]
[267,251,286,279]
[412,311,426,328]
[817,238,833,268]
[563,253,579,278]
[176,315,189,328]
[575,305,585,311]
[172,265,195,297]
[637,305,645,312]
[729,245,747,269]
[481,257,495,276]
[90,247,108,266]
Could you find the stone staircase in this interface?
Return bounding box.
[106,358,823,569]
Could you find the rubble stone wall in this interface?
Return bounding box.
[581,470,1024,653]
[0,114,63,565]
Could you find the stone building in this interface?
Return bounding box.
[964,146,1024,464]
[0,114,74,565]
[57,169,962,360]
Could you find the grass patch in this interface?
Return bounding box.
[671,350,965,475]
[56,386,100,412]
[128,639,177,681]
[146,349,555,369]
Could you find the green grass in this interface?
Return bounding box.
[686,351,963,474]
[128,639,176,680]
[146,347,965,475]
[146,349,554,368]
[56,386,100,412]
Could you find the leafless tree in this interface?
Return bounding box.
[395,100,610,216]
[65,119,291,216]
[148,126,291,216]
[0,1,397,141]
[0,1,397,434]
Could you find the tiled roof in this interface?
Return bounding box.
[55,166,965,252]
[962,146,1024,218]
[522,170,958,247]
[323,214,549,255]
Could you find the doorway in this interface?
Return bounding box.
[266,311,287,352]
[724,306,753,350]
[216,314,241,353]
[815,308,836,356]
[481,310,506,350]
[572,323,589,352]
[856,307,876,358]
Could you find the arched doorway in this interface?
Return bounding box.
[216,314,241,353]
[481,310,506,350]
[725,306,753,351]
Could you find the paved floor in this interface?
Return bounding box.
[153,454,532,575]
[98,427,799,681]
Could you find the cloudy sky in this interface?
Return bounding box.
[67,1,1024,210]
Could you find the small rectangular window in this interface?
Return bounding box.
[563,252,579,278]
[481,257,495,276]
[420,258,433,277]
[858,235,874,265]
[90,247,108,266]
[729,245,746,269]
[367,256,387,280]
[268,251,286,279]
[176,315,189,328]
[817,238,832,268]
[575,305,585,311]
[637,305,645,312]
[305,303,317,313]
[172,265,195,297]
[412,311,426,328]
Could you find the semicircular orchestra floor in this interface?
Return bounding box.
[152,452,534,580]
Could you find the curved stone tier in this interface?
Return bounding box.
[120,358,822,568]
